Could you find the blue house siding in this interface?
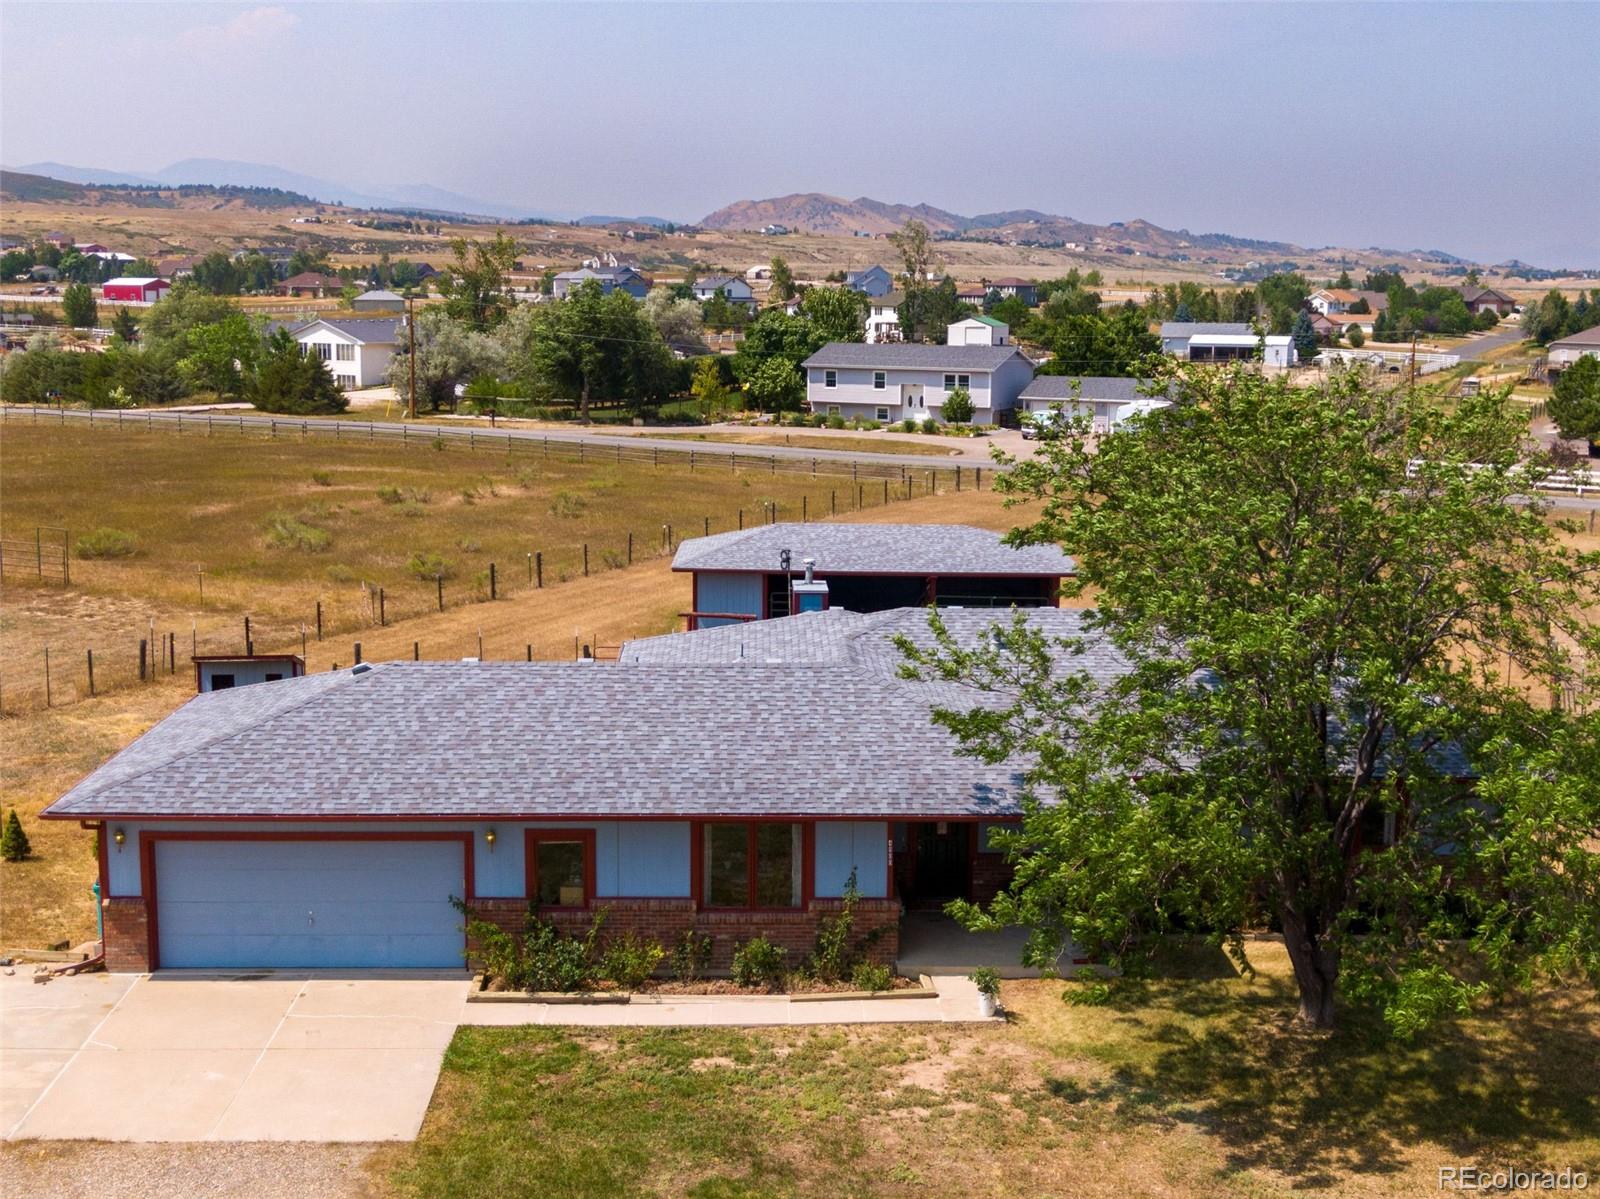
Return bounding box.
[815,821,890,897]
[694,570,764,626]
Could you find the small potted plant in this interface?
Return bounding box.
[971,967,1001,1017]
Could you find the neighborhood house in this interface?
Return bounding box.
[1160,321,1297,367]
[844,265,894,297]
[690,274,757,311]
[671,522,1073,629]
[1547,326,1600,376]
[1018,375,1173,431]
[804,321,1034,425]
[291,317,403,389]
[552,266,649,300]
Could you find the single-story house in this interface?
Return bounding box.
[45,653,1035,972]
[955,283,988,307]
[552,266,649,300]
[1017,375,1173,431]
[43,231,72,248]
[1547,326,1600,375]
[291,317,403,389]
[844,265,895,297]
[101,277,171,304]
[276,272,345,299]
[1325,311,1377,337]
[864,291,903,344]
[350,289,405,313]
[989,277,1037,306]
[691,274,757,310]
[671,521,1074,628]
[72,242,109,255]
[804,324,1035,425]
[1454,285,1516,316]
[156,255,202,279]
[1160,322,1296,367]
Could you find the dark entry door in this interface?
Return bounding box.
[910,822,969,904]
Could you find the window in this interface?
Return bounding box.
[264,672,283,682]
[875,406,890,422]
[702,822,801,908]
[314,342,333,361]
[945,373,970,390]
[823,370,837,388]
[827,405,841,417]
[335,375,356,390]
[976,821,1016,853]
[210,673,235,690]
[873,371,887,390]
[526,829,596,907]
[335,343,355,361]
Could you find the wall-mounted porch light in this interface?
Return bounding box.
[484,828,497,852]
[113,828,127,851]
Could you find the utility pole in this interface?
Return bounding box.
[407,293,418,421]
[1408,331,1418,390]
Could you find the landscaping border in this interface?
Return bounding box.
[466,972,937,1005]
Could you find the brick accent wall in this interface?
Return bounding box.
[467,897,903,973]
[970,853,1015,906]
[103,896,149,972]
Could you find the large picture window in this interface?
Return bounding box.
[702,822,802,908]
[525,829,596,908]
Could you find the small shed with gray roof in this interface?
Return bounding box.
[671,522,1073,629]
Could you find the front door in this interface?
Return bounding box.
[901,383,924,422]
[907,821,969,907]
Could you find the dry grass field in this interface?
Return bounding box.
[0,417,1019,951]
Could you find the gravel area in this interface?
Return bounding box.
[0,1142,383,1198]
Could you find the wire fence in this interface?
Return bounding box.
[0,404,993,492]
[0,413,968,714]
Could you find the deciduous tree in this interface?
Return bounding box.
[1549,355,1600,444]
[62,282,97,328]
[906,365,1600,1033]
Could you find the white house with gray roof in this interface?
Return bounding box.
[804,322,1035,425]
[690,274,757,311]
[552,266,649,300]
[1018,376,1174,431]
[1160,321,1296,367]
[290,317,403,389]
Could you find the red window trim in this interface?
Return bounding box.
[692,819,813,912]
[524,828,598,910]
[139,830,475,972]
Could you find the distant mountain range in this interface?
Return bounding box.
[8,159,673,227]
[699,192,1320,257]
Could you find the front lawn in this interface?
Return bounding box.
[373,943,1600,1198]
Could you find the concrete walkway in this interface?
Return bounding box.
[2,973,471,1142]
[460,974,995,1028]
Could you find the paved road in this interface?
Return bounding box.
[1449,322,1530,361]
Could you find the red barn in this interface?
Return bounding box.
[101,277,170,304]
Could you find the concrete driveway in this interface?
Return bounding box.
[2,972,471,1142]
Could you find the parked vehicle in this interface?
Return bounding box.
[1020,410,1063,441]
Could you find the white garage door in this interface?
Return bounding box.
[154,839,466,969]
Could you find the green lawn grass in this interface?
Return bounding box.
[374,944,1600,1199]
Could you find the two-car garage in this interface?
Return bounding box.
[148,836,468,970]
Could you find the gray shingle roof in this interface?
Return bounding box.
[1019,376,1172,403]
[1159,322,1254,337]
[670,523,1075,576]
[43,662,1023,821]
[621,606,1130,683]
[304,318,403,345]
[802,342,1031,371]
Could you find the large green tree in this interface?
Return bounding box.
[798,286,867,343]
[385,306,505,412]
[248,329,348,414]
[907,364,1600,1032]
[512,279,674,422]
[1548,355,1600,444]
[438,231,519,330]
[1034,308,1159,378]
[769,256,796,302]
[62,282,97,328]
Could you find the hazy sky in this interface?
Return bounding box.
[3,2,1597,266]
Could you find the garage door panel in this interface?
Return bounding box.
[154,839,466,969]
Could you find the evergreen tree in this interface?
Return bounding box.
[1,809,30,862]
[248,329,348,414]
[110,307,139,344]
[1174,301,1193,323]
[1291,310,1320,363]
[1549,355,1600,445]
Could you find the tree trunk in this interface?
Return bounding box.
[1279,904,1339,1028]
[580,375,591,425]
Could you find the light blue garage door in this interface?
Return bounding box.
[154,839,466,969]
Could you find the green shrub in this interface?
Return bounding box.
[452,899,607,992]
[325,563,357,584]
[378,485,431,505]
[731,936,787,991]
[850,961,892,992]
[408,551,454,580]
[310,470,333,487]
[74,527,136,559]
[826,414,846,430]
[264,512,331,552]
[599,932,664,989]
[1,809,31,862]
[970,966,1001,998]
[601,549,626,570]
[941,387,974,423]
[809,869,860,982]
[900,418,918,433]
[549,490,586,518]
[920,418,940,434]
[670,929,713,984]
